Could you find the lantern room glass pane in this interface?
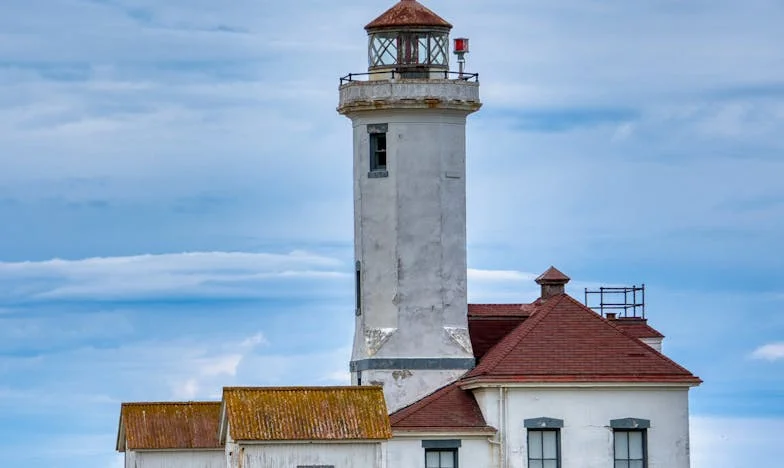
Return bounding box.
[418,36,429,63]
[430,34,448,65]
[370,34,397,66]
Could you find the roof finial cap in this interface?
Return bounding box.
[535,266,570,285]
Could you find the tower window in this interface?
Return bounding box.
[355,260,362,316]
[367,123,388,177]
[370,132,387,171]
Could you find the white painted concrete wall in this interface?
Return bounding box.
[338,80,480,110]
[387,435,494,468]
[341,79,481,412]
[123,449,224,468]
[473,386,692,468]
[233,442,384,468]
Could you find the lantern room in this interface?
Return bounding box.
[365,0,452,78]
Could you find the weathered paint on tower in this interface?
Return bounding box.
[338,0,481,412]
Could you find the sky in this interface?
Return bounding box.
[0,0,782,466]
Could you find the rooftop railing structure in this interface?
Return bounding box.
[584,285,646,319]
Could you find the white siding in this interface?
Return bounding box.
[474,386,692,468]
[387,436,494,468]
[125,450,224,468]
[236,442,384,468]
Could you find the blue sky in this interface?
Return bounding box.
[0,0,782,466]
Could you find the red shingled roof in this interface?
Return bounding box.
[117,402,222,451]
[468,303,537,361]
[366,0,452,30]
[390,381,495,433]
[462,294,700,385]
[610,317,665,339]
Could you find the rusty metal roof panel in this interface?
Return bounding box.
[366,0,452,30]
[223,386,392,441]
[119,402,222,451]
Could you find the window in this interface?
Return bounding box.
[524,417,563,468]
[370,132,387,172]
[611,418,649,468]
[368,31,448,68]
[367,123,388,176]
[422,440,460,468]
[355,260,362,316]
[425,449,456,468]
[613,430,646,468]
[527,430,560,468]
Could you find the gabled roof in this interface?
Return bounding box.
[462,294,701,385]
[365,0,452,30]
[220,387,391,442]
[117,402,222,452]
[390,381,495,433]
[610,317,665,339]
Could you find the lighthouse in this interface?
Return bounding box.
[338,0,481,412]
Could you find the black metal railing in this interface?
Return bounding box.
[584,285,646,319]
[340,70,479,85]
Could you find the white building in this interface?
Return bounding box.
[219,387,390,468]
[117,1,701,467]
[117,402,224,468]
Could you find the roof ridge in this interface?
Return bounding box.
[466,295,565,377]
[223,386,376,391]
[557,295,698,378]
[468,301,535,306]
[122,401,220,406]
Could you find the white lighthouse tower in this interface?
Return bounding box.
[338,0,481,412]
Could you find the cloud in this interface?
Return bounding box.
[0,1,782,468]
[751,343,784,361]
[0,251,349,302]
[691,416,784,467]
[468,268,536,282]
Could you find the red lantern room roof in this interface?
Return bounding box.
[365,0,452,31]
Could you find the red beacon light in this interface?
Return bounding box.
[453,37,470,77]
[453,37,470,54]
